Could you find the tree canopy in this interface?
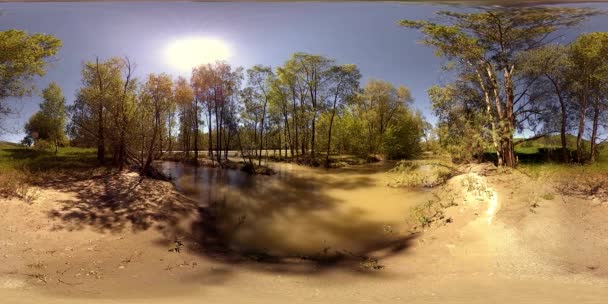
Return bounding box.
[0,29,61,132]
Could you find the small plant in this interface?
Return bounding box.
[383,224,394,234]
[359,257,384,270]
[540,192,555,200]
[168,239,184,253]
[529,200,540,213]
[16,184,41,204]
[27,262,46,269]
[418,215,432,227]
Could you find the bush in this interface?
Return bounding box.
[33,139,53,152]
[382,112,423,160]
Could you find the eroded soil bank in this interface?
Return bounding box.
[1,162,608,303]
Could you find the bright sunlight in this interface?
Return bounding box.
[165,37,231,71]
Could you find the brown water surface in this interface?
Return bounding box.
[160,161,432,258]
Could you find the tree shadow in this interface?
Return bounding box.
[45,164,420,278]
[45,170,196,233]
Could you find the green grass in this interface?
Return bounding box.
[0,142,98,172]
[517,156,608,188]
[514,146,540,155]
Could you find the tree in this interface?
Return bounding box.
[428,81,490,162]
[246,65,274,166]
[174,76,195,157]
[401,6,597,167]
[519,45,573,162]
[382,110,424,160]
[324,64,360,166]
[24,82,67,153]
[291,53,334,160]
[0,30,61,132]
[191,65,211,160]
[70,57,134,165]
[568,32,608,162]
[355,79,413,155]
[140,73,173,174]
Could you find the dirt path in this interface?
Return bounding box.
[1,164,608,303]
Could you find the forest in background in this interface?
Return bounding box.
[2,5,608,176]
[20,52,425,173]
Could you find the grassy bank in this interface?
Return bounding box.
[0,142,99,199]
[0,142,98,172]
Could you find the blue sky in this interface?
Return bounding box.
[1,2,607,143]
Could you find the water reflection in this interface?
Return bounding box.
[160,161,430,258]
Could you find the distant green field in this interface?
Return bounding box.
[0,142,98,172]
[479,135,608,172]
[513,135,608,174]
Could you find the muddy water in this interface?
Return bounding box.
[160,161,433,257]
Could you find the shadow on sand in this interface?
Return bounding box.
[44,165,419,277]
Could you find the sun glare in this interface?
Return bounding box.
[165,37,231,71]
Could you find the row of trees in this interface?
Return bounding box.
[58,53,423,173]
[403,7,607,166]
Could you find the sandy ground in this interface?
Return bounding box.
[1,163,608,303]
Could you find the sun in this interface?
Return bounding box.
[165,37,231,71]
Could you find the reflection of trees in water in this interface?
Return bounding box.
[160,161,423,273]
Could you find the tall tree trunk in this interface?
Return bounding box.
[560,106,568,163]
[167,113,174,154]
[576,93,588,163]
[215,99,220,163]
[225,127,231,161]
[474,67,501,165]
[193,99,199,161]
[325,90,340,167]
[143,113,160,174]
[282,110,292,159]
[590,97,600,162]
[95,58,105,164]
[159,123,163,155]
[97,103,104,164]
[547,75,569,163]
[258,98,268,167]
[291,92,299,159]
[502,66,517,167]
[311,113,316,161]
[207,106,213,160]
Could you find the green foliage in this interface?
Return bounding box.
[428,84,490,163]
[401,7,599,167]
[0,29,61,101]
[0,29,61,132]
[382,110,423,160]
[24,82,67,152]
